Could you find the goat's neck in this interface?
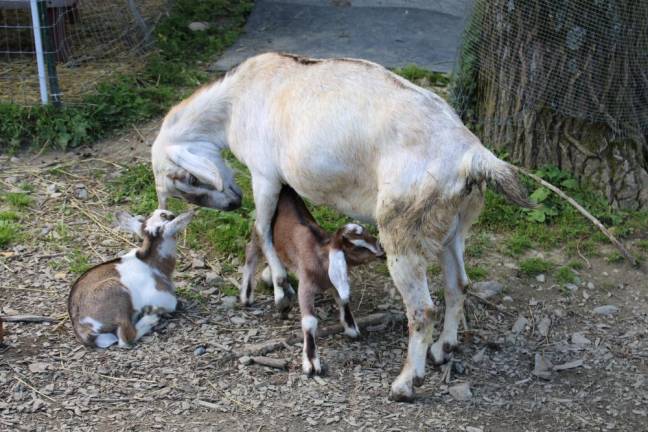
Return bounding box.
[135,236,177,278]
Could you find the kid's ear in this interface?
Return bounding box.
[164,210,195,235]
[115,211,145,238]
[328,249,350,302]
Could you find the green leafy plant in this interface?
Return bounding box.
[519,257,553,276]
[554,266,577,284]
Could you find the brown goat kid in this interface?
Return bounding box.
[241,186,384,375]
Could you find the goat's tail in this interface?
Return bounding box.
[469,147,536,208]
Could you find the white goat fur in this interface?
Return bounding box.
[151,53,531,401]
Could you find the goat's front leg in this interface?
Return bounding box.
[331,288,360,338]
[386,252,436,402]
[298,280,322,376]
[429,231,467,365]
[240,229,261,306]
[251,176,294,312]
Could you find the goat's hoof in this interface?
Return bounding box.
[388,386,415,403]
[428,341,457,366]
[412,376,425,387]
[303,362,325,377]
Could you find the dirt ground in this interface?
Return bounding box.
[1,122,647,432]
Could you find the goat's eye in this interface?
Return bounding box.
[188,175,199,186]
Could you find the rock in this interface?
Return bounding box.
[572,332,591,346]
[192,258,206,269]
[565,283,578,292]
[28,362,50,373]
[205,271,222,284]
[535,274,546,283]
[466,428,484,432]
[188,21,210,31]
[220,296,237,309]
[449,382,472,401]
[593,305,618,315]
[194,346,206,356]
[230,316,246,325]
[239,356,252,365]
[472,347,486,363]
[553,359,583,371]
[452,360,465,375]
[473,280,503,299]
[586,281,595,289]
[503,295,513,302]
[46,184,58,195]
[532,353,553,380]
[512,316,528,334]
[74,184,88,200]
[537,317,551,337]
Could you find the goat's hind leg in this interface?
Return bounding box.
[251,176,295,312]
[240,229,262,306]
[429,230,467,365]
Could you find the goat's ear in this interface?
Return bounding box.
[341,223,363,238]
[166,144,224,191]
[164,210,195,236]
[115,211,145,238]
[328,249,350,302]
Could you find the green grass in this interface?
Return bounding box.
[221,285,240,297]
[567,259,584,270]
[637,240,648,253]
[0,220,20,248]
[3,192,32,208]
[0,210,20,221]
[466,232,491,258]
[67,250,92,274]
[554,266,577,284]
[176,287,206,303]
[467,265,488,281]
[1,0,253,153]
[519,258,553,276]
[394,65,451,87]
[504,233,533,256]
[606,251,624,263]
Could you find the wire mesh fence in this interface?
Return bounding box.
[0,0,170,106]
[453,0,648,138]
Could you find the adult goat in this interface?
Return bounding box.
[151,52,532,401]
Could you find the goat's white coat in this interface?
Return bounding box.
[327,249,350,302]
[116,250,177,313]
[151,53,527,400]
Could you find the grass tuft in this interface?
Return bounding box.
[554,266,576,284]
[519,257,553,276]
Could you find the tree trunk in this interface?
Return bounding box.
[453,0,648,209]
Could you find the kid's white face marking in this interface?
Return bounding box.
[328,249,350,302]
[116,251,177,313]
[144,209,175,236]
[350,238,381,255]
[343,223,363,235]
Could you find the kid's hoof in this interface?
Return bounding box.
[388,388,415,403]
[412,376,425,387]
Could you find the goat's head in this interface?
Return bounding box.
[116,209,195,243]
[152,137,242,211]
[333,223,384,265]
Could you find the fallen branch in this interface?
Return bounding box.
[250,356,289,370]
[514,166,639,267]
[0,314,59,323]
[236,311,405,357]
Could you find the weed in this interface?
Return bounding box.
[504,233,532,256]
[567,259,584,270]
[428,263,442,277]
[176,287,206,303]
[467,265,488,281]
[519,257,553,276]
[68,250,92,274]
[4,192,32,208]
[466,232,491,258]
[0,210,20,221]
[0,220,20,248]
[554,266,576,284]
[394,65,451,87]
[221,284,239,297]
[606,251,624,263]
[637,240,648,253]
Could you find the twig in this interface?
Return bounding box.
[1,314,58,323]
[249,356,289,370]
[467,292,514,317]
[14,376,56,403]
[576,239,592,269]
[514,166,639,267]
[59,367,157,384]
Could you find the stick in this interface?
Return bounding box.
[250,356,289,370]
[1,315,58,323]
[514,166,639,267]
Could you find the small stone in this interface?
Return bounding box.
[565,283,578,292]
[194,346,206,356]
[472,347,486,363]
[593,305,618,315]
[46,184,58,194]
[535,274,546,283]
[553,359,583,371]
[449,382,472,401]
[192,258,206,269]
[586,281,595,290]
[473,281,503,299]
[537,317,551,337]
[31,399,45,413]
[466,427,484,432]
[188,21,210,31]
[572,332,591,346]
[239,356,252,365]
[512,316,528,334]
[28,362,50,373]
[205,271,221,284]
[532,353,553,380]
[74,184,88,200]
[220,296,237,309]
[503,295,513,302]
[452,360,465,375]
[230,316,246,325]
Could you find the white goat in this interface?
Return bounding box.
[241,185,384,375]
[151,52,532,401]
[68,209,193,348]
